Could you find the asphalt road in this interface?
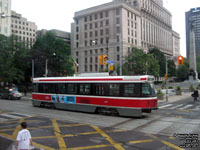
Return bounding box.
[0,97,200,150]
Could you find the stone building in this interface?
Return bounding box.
[71,0,180,73]
[186,7,200,57]
[37,29,71,46]
[11,11,37,48]
[0,0,11,36]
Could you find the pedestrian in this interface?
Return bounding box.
[15,122,33,150]
[192,88,199,102]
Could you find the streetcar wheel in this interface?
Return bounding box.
[8,96,12,100]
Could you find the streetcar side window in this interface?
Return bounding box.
[79,84,91,95]
[108,84,120,96]
[33,83,39,92]
[57,83,67,94]
[39,83,49,93]
[124,83,135,97]
[93,83,105,96]
[67,83,77,94]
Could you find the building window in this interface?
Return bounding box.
[95,30,98,36]
[85,24,87,30]
[90,15,92,21]
[95,22,98,28]
[76,51,79,56]
[85,57,87,63]
[100,21,103,27]
[95,14,98,20]
[76,27,79,32]
[90,23,92,29]
[100,29,103,35]
[106,20,109,26]
[90,50,92,55]
[85,65,87,72]
[100,38,103,44]
[76,34,79,40]
[95,57,98,63]
[105,11,108,17]
[116,17,120,24]
[85,32,87,38]
[76,42,79,48]
[90,31,93,37]
[85,50,88,55]
[90,57,93,63]
[90,65,92,71]
[100,12,103,18]
[116,8,120,15]
[84,17,87,22]
[117,55,120,61]
[106,28,109,35]
[85,41,87,46]
[117,46,120,52]
[117,27,120,33]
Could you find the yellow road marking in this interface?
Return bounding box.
[67,144,110,150]
[91,125,125,150]
[12,118,24,139]
[0,116,34,124]
[147,133,184,150]
[161,140,184,150]
[52,119,67,150]
[169,136,176,140]
[33,142,56,150]
[129,139,153,144]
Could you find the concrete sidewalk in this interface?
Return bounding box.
[158,92,193,103]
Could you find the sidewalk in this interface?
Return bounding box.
[158,92,192,103]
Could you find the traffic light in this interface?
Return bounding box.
[102,54,108,65]
[99,55,103,65]
[164,74,168,80]
[178,56,184,65]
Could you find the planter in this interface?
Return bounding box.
[176,90,182,95]
[157,94,164,100]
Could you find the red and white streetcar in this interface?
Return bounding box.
[32,73,158,117]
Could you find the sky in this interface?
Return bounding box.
[12,0,200,57]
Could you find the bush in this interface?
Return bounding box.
[176,86,181,91]
[168,86,174,89]
[189,84,194,92]
[157,89,164,95]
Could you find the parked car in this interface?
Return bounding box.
[0,89,22,100]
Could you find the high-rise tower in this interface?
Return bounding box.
[0,0,11,36]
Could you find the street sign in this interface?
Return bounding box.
[107,60,114,64]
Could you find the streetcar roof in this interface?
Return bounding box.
[33,75,154,83]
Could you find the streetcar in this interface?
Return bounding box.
[32,73,157,117]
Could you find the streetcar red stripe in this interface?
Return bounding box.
[39,78,123,82]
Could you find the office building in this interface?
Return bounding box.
[186,7,200,57]
[37,29,71,46]
[11,11,37,48]
[0,0,11,36]
[71,0,180,73]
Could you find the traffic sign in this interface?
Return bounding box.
[107,60,114,64]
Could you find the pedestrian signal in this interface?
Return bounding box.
[178,56,183,65]
[102,54,108,65]
[165,74,168,80]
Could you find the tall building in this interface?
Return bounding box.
[37,29,71,46]
[71,0,180,73]
[11,11,37,48]
[0,0,11,36]
[185,7,200,58]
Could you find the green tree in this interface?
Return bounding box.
[196,56,200,74]
[0,34,30,86]
[176,58,189,79]
[167,59,176,77]
[149,47,166,77]
[31,32,74,77]
[123,47,159,76]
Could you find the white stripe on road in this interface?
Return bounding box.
[11,112,32,117]
[0,114,22,119]
[170,104,184,109]
[0,118,8,121]
[180,104,193,110]
[159,104,173,109]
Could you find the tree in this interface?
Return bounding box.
[167,59,176,77]
[123,47,159,76]
[31,32,74,77]
[149,47,166,77]
[0,34,30,86]
[176,58,189,80]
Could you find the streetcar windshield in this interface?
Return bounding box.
[141,83,156,97]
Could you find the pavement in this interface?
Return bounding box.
[1,92,193,150]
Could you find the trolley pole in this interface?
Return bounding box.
[166,56,168,102]
[32,59,34,79]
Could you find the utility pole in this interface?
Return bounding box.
[165,56,168,102]
[32,59,34,79]
[119,34,122,76]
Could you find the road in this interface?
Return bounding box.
[0,97,200,150]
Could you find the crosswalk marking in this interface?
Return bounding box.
[170,104,183,109]
[159,104,173,109]
[0,112,32,122]
[179,104,193,110]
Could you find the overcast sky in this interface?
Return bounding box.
[12,0,200,57]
